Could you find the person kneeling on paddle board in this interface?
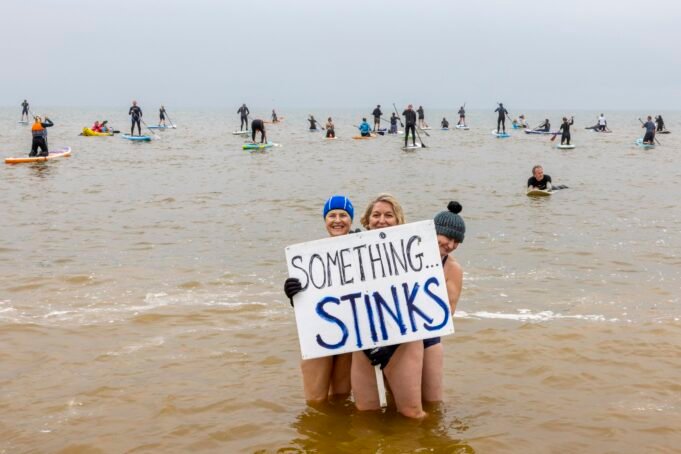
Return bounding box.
[535,119,550,132]
[251,119,266,143]
[403,105,417,147]
[494,103,509,133]
[358,118,372,137]
[528,165,552,191]
[642,116,656,144]
[29,115,54,157]
[655,115,665,132]
[325,117,335,138]
[129,101,143,136]
[441,118,449,129]
[389,113,399,134]
[559,116,574,145]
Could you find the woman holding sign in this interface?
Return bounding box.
[351,194,429,419]
[284,195,355,403]
[422,201,466,403]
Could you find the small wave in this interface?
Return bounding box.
[456,309,620,323]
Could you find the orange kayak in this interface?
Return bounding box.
[5,147,72,164]
[352,135,376,140]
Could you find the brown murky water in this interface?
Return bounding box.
[1,108,680,452]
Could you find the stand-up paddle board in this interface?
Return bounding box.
[401,143,423,151]
[455,125,470,130]
[635,138,655,149]
[525,130,561,135]
[352,135,376,140]
[243,142,276,150]
[122,134,152,141]
[492,130,510,138]
[147,124,176,129]
[556,144,576,149]
[526,188,552,197]
[5,146,72,164]
[17,120,29,125]
[232,130,250,135]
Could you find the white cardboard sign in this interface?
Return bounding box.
[285,220,454,360]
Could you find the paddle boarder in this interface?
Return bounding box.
[597,113,608,132]
[29,115,54,157]
[325,117,335,138]
[441,118,449,129]
[403,104,417,147]
[642,115,656,144]
[372,105,383,132]
[159,105,167,126]
[308,115,322,131]
[358,118,372,137]
[237,104,250,131]
[535,119,551,132]
[417,105,427,128]
[495,103,509,134]
[389,113,399,134]
[558,116,574,145]
[21,100,29,121]
[128,101,143,136]
[527,165,552,191]
[251,119,266,143]
[272,109,278,123]
[457,105,466,126]
[655,115,666,132]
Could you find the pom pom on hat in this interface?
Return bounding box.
[434,201,465,242]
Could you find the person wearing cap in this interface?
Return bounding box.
[29,115,54,157]
[283,195,355,403]
[351,193,428,419]
[237,103,250,131]
[421,201,466,403]
[128,100,143,136]
[402,104,417,147]
[372,104,383,132]
[528,165,552,191]
[358,118,372,137]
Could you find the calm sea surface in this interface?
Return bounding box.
[1,107,680,453]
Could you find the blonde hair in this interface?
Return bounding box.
[360,193,406,229]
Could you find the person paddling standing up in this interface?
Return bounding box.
[237,103,250,131]
[642,115,656,144]
[308,115,322,131]
[29,115,54,157]
[129,101,143,136]
[272,109,278,123]
[559,116,574,145]
[655,115,665,132]
[417,105,427,128]
[527,165,552,191]
[495,103,509,134]
[457,105,466,126]
[372,105,383,132]
[159,105,167,126]
[21,99,30,121]
[403,104,417,147]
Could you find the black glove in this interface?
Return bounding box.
[364,346,396,370]
[284,277,303,306]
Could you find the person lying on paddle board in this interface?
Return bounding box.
[29,115,54,157]
[325,117,335,138]
[159,105,167,126]
[535,119,551,132]
[655,115,666,132]
[129,101,143,136]
[559,116,574,145]
[389,113,399,134]
[457,105,466,125]
[372,105,382,132]
[358,118,372,137]
[21,100,30,121]
[237,104,249,131]
[283,195,355,404]
[308,115,322,131]
[251,119,266,143]
[441,118,449,129]
[528,165,552,191]
[494,103,509,133]
[403,104,417,147]
[642,116,656,144]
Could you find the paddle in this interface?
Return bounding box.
[414,126,427,148]
[638,118,661,145]
[417,126,430,137]
[392,103,405,127]
[141,118,160,139]
[164,109,176,128]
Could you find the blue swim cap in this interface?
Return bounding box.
[323,195,354,220]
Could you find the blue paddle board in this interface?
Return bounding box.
[635,138,655,149]
[122,134,152,141]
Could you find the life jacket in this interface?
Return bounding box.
[32,121,47,138]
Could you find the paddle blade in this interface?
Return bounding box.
[550,134,557,141]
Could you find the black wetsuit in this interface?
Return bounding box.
[495,106,508,133]
[308,118,318,130]
[29,118,54,157]
[21,101,29,117]
[129,105,142,136]
[403,109,417,146]
[528,175,552,190]
[159,108,166,122]
[442,120,449,128]
[537,121,550,132]
[389,115,398,133]
[643,121,656,143]
[372,107,382,130]
[559,118,574,145]
[656,116,665,132]
[237,105,250,130]
[251,119,266,143]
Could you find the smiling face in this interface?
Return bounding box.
[324,210,351,236]
[368,201,398,230]
[533,166,544,181]
[437,234,459,257]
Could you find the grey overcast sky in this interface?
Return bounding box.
[1,0,679,109]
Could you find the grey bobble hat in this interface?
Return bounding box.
[434,201,465,243]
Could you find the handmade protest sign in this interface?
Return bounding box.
[285,220,454,360]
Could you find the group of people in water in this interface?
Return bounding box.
[284,194,466,419]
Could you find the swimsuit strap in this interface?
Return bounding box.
[442,255,448,265]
